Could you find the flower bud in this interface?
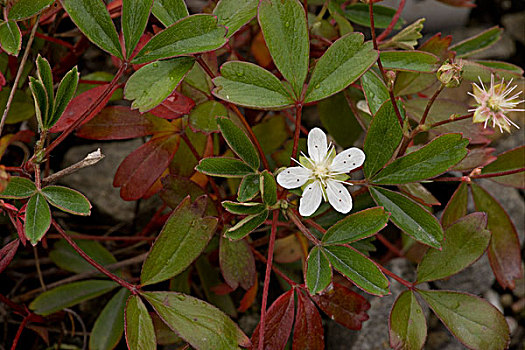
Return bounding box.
[437,59,463,88]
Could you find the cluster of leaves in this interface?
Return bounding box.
[0,0,523,349]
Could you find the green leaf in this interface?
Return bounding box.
[0,88,35,124]
[122,0,154,59]
[237,173,260,202]
[380,51,439,72]
[125,295,156,350]
[474,60,524,76]
[189,100,227,133]
[141,196,217,286]
[481,146,524,188]
[41,185,91,216]
[260,170,277,206]
[8,0,54,20]
[317,92,361,148]
[305,246,332,295]
[196,157,255,178]
[369,186,443,249]
[372,134,469,185]
[151,0,189,27]
[49,239,117,274]
[450,26,502,58]
[226,210,269,240]
[219,237,256,290]
[418,290,509,350]
[29,77,48,129]
[125,57,195,112]
[323,245,389,296]
[222,201,265,215]
[363,100,403,178]
[389,290,427,350]
[60,0,123,58]
[217,117,260,170]
[305,33,377,103]
[380,18,425,50]
[441,182,468,228]
[361,70,389,116]
[417,213,490,283]
[132,14,227,64]
[143,291,250,349]
[344,3,404,29]
[90,288,130,350]
[253,115,289,154]
[51,66,79,128]
[0,177,36,199]
[258,0,309,97]
[36,55,54,122]
[29,280,118,316]
[471,183,523,289]
[0,21,21,56]
[212,61,294,109]
[322,207,390,245]
[214,0,258,38]
[25,193,51,246]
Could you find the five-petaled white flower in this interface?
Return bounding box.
[468,74,524,133]
[276,128,365,217]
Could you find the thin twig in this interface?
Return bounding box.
[419,84,445,126]
[0,15,42,136]
[42,148,104,185]
[33,247,47,292]
[376,0,406,42]
[291,104,303,164]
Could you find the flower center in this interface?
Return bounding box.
[313,164,330,180]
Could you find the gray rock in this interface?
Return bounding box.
[502,11,525,45]
[434,254,495,295]
[60,140,144,223]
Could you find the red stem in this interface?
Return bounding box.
[289,210,321,245]
[433,167,525,182]
[376,0,406,42]
[376,234,403,257]
[53,221,137,293]
[305,218,326,234]
[430,113,473,128]
[258,210,279,350]
[46,233,154,241]
[251,247,298,287]
[10,315,29,350]
[34,32,75,50]
[378,264,414,289]
[419,84,445,126]
[291,104,303,164]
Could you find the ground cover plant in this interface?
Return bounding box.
[0,0,523,349]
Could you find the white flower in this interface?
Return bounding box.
[468,74,524,133]
[276,128,365,217]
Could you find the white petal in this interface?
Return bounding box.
[276,167,312,189]
[330,147,366,173]
[326,181,352,214]
[299,181,323,217]
[308,127,328,163]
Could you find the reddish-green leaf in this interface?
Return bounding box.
[41,185,91,216]
[0,239,19,274]
[132,14,227,64]
[471,183,523,289]
[29,280,118,316]
[372,134,469,185]
[417,213,490,283]
[149,90,195,120]
[122,0,154,59]
[450,26,502,58]
[90,288,130,350]
[114,134,180,201]
[143,291,250,349]
[452,147,497,172]
[25,192,51,246]
[251,289,295,350]
[258,0,309,97]
[480,146,524,188]
[389,290,427,350]
[305,246,332,295]
[219,237,256,290]
[322,207,390,245]
[160,175,207,209]
[140,196,217,286]
[418,290,509,350]
[125,295,156,350]
[77,106,174,140]
[363,100,403,178]
[369,186,444,249]
[293,291,324,350]
[398,183,440,207]
[311,283,370,330]
[50,84,119,133]
[189,100,227,133]
[60,0,123,58]
[0,176,36,199]
[441,182,468,228]
[323,245,389,296]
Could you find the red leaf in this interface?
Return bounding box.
[311,283,370,330]
[293,291,324,350]
[238,278,258,312]
[0,239,19,274]
[76,106,175,140]
[419,33,453,59]
[251,289,295,350]
[149,91,195,120]
[50,84,119,133]
[210,283,235,295]
[0,70,6,91]
[114,134,180,200]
